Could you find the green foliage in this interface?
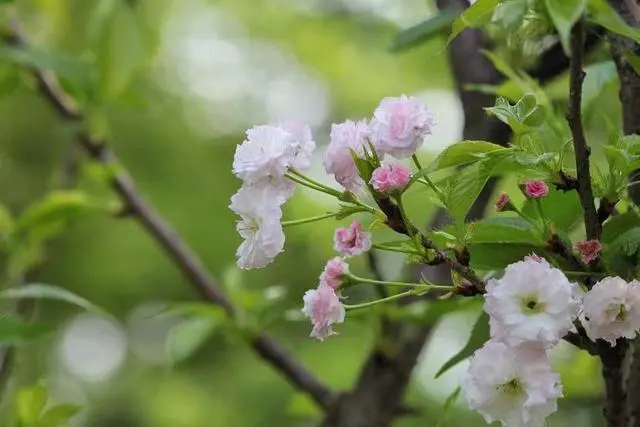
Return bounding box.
[425,140,506,173]
[605,228,640,279]
[521,188,583,231]
[0,314,50,345]
[437,159,492,228]
[390,10,459,52]
[449,0,503,43]
[587,0,640,44]
[596,134,640,199]
[543,0,586,55]
[602,211,640,246]
[0,46,94,105]
[435,387,462,427]
[469,217,544,245]
[94,0,148,100]
[0,284,109,316]
[468,243,554,271]
[3,191,107,280]
[435,311,489,378]
[485,94,546,133]
[159,302,235,365]
[14,384,81,427]
[166,316,222,365]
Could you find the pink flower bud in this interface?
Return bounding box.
[574,239,603,264]
[370,164,412,193]
[319,257,349,289]
[495,192,510,211]
[333,221,372,257]
[301,283,345,341]
[524,253,547,265]
[524,180,549,199]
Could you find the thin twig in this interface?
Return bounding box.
[5,20,335,410]
[567,19,601,240]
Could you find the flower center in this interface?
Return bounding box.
[497,378,524,397]
[521,295,545,314]
[239,217,260,233]
[607,304,627,321]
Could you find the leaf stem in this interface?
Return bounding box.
[281,212,339,227]
[343,290,416,310]
[372,243,422,255]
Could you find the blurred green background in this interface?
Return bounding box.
[0,0,618,425]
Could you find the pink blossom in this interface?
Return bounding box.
[495,192,510,211]
[333,221,372,257]
[301,284,345,341]
[324,119,373,193]
[574,239,603,264]
[524,180,549,199]
[370,164,412,193]
[524,253,545,264]
[370,95,435,159]
[319,257,349,289]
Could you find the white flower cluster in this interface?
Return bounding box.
[229,95,434,270]
[462,256,640,426]
[230,121,315,269]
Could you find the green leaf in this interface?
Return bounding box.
[435,312,489,378]
[469,217,544,245]
[0,47,93,100]
[286,393,321,419]
[0,314,50,345]
[626,52,640,75]
[587,0,640,43]
[0,284,108,316]
[13,191,100,241]
[449,0,502,43]
[39,404,82,426]
[468,243,551,271]
[544,0,587,55]
[16,384,48,424]
[606,227,640,278]
[602,211,640,246]
[391,10,459,52]
[521,189,583,231]
[426,140,506,172]
[485,95,545,133]
[166,316,220,365]
[435,387,462,427]
[157,302,226,320]
[96,2,147,99]
[439,159,493,225]
[583,61,618,111]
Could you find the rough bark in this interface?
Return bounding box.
[606,2,640,426]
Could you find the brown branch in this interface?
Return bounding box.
[375,196,485,291]
[5,20,335,410]
[567,19,601,240]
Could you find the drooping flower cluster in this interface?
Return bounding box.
[301,257,349,340]
[230,121,316,269]
[463,255,640,426]
[229,95,432,270]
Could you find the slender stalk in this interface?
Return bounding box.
[348,274,451,290]
[285,173,342,197]
[289,169,343,197]
[282,212,339,227]
[372,243,422,256]
[343,290,417,310]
